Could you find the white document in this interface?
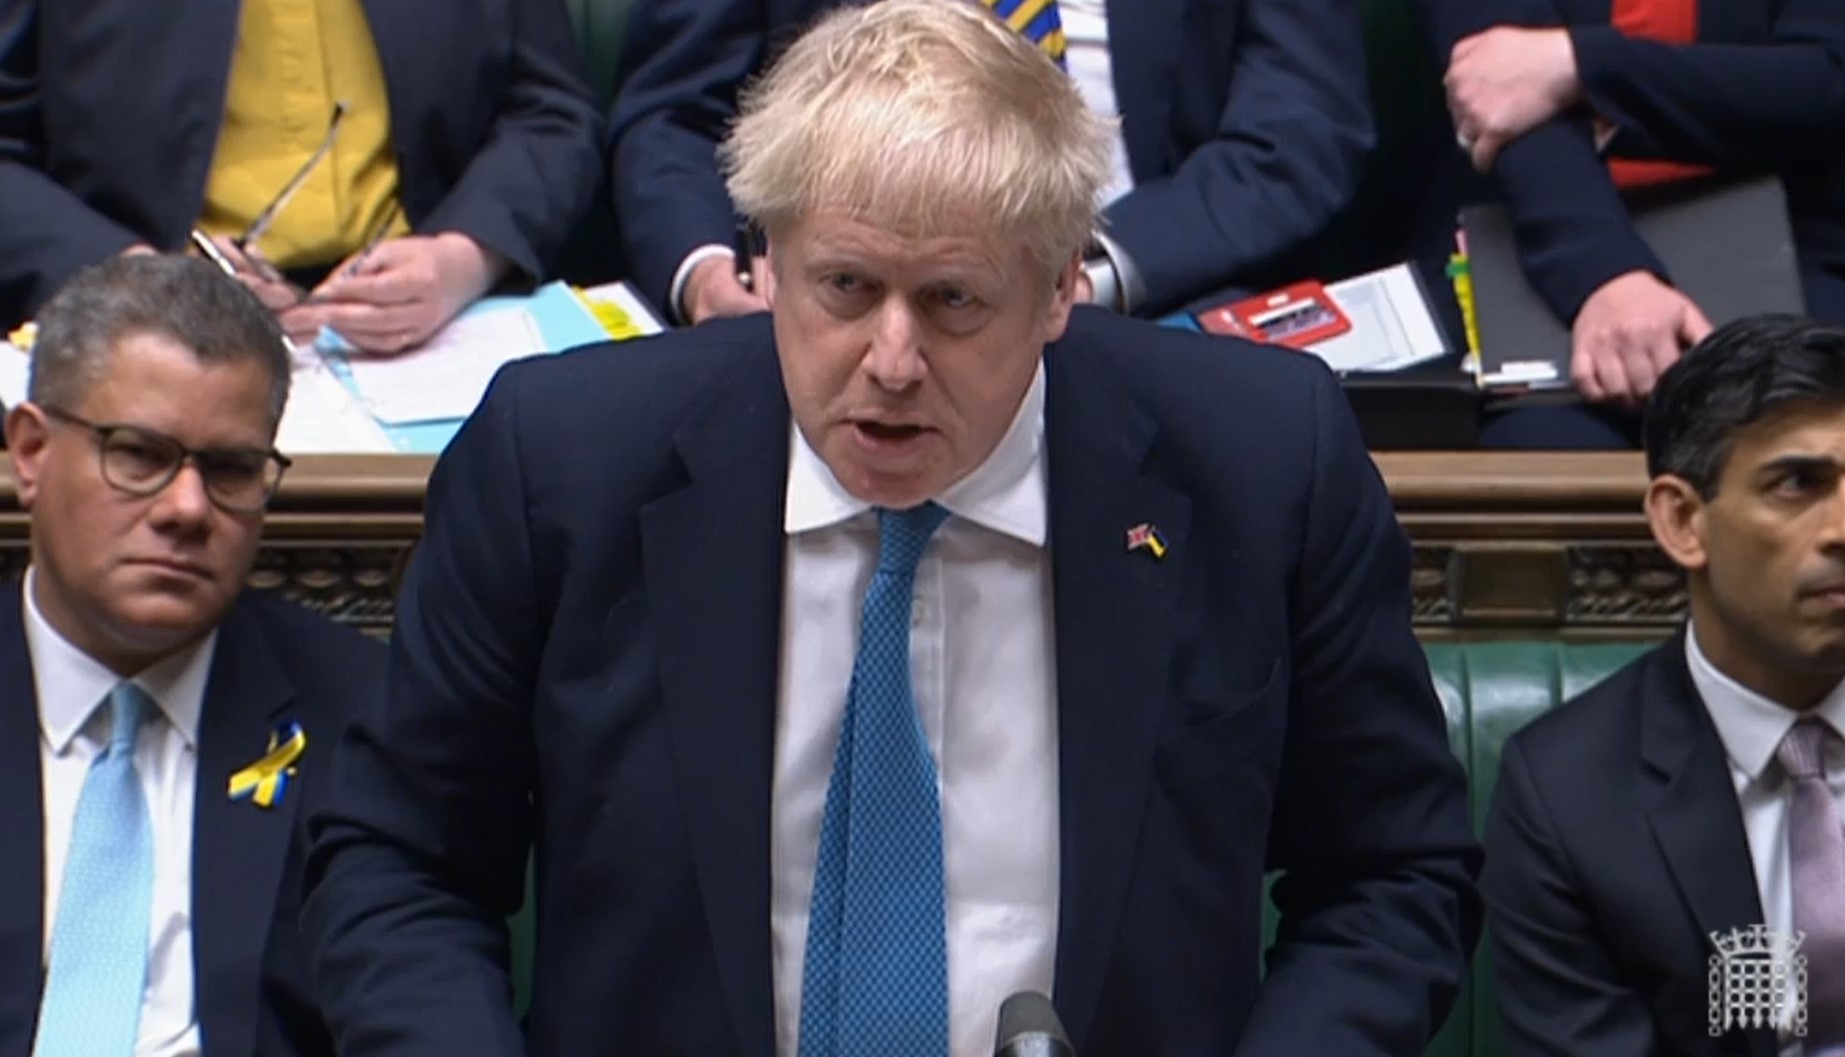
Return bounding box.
[340,307,548,425]
[1304,263,1450,373]
[0,344,28,407]
[277,357,394,454]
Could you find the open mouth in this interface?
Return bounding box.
[855,421,927,442]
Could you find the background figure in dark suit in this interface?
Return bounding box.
[607,0,1372,324]
[305,5,1478,1056]
[0,256,385,1057]
[0,0,603,352]
[1409,0,1845,447]
[1484,315,1845,1056]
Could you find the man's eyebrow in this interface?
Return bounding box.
[1754,453,1844,479]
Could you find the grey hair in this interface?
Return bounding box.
[29,255,291,427]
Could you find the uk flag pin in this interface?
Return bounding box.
[1125,522,1168,560]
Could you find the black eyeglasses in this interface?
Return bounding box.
[40,406,292,514]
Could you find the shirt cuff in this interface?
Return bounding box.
[668,243,739,326]
[1089,230,1144,315]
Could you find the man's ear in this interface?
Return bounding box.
[758,241,778,307]
[1042,252,1082,344]
[5,402,51,509]
[1644,474,1709,572]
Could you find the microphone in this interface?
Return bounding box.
[993,991,1074,1057]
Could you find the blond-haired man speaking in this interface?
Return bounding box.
[303,4,1480,1056]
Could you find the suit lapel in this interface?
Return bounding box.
[1104,0,1184,181]
[642,345,790,1057]
[191,603,300,1057]
[0,588,43,1057]
[1641,636,1776,1057]
[1042,342,1191,1050]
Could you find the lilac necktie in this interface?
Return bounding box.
[1777,720,1845,1048]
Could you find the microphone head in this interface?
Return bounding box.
[995,992,1072,1057]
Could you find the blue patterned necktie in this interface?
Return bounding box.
[34,682,155,1057]
[799,502,952,1057]
[980,0,1068,69]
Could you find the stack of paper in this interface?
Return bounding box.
[337,306,550,426]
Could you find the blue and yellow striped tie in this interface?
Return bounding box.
[981,0,1067,69]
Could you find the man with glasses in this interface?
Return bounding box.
[0,0,603,354]
[0,255,384,1057]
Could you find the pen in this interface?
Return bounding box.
[190,229,241,278]
[340,202,404,280]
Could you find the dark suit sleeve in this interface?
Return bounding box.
[1102,0,1372,312]
[1483,738,1661,1057]
[1412,0,1665,323]
[606,0,767,311]
[0,0,144,322]
[1569,0,1845,166]
[302,370,545,1057]
[419,0,604,281]
[1237,366,1483,1056]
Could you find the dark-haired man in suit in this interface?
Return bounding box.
[0,255,383,1057]
[1484,313,1845,1056]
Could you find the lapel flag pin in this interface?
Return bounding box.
[228,719,307,810]
[1125,522,1168,560]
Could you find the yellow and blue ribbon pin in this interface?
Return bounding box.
[1126,522,1168,560]
[227,720,307,809]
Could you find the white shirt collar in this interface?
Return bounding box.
[24,566,216,753]
[783,361,1048,547]
[1686,620,1845,784]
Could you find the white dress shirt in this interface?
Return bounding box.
[1687,624,1845,1057]
[27,569,215,1057]
[772,365,1061,1057]
[669,0,1136,321]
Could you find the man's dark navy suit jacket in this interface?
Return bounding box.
[305,309,1482,1057]
[0,589,385,1057]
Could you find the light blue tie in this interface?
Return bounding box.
[800,503,951,1057]
[34,682,155,1057]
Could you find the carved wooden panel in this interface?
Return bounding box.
[0,451,1689,637]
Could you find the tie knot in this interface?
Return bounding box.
[1779,720,1836,781]
[105,682,152,757]
[875,502,949,576]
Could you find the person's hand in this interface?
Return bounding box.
[208,236,307,314]
[1446,27,1582,171]
[684,254,768,324]
[1570,270,1714,405]
[281,233,504,355]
